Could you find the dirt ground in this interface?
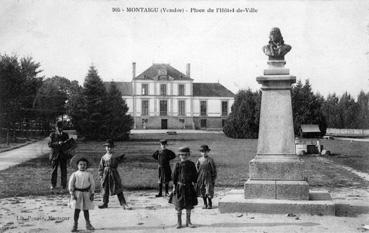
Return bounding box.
[1,188,369,233]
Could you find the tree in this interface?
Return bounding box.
[223,89,261,138]
[66,81,85,134]
[338,92,359,128]
[79,66,108,139]
[67,67,134,140]
[105,81,133,140]
[322,93,341,128]
[356,91,369,129]
[291,79,327,136]
[33,76,73,121]
[0,55,42,133]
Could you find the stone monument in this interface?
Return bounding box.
[219,28,335,215]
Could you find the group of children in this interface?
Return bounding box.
[67,139,217,231]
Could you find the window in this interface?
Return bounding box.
[222,119,226,127]
[200,119,207,128]
[160,84,167,96]
[222,101,228,116]
[142,84,148,95]
[178,100,186,116]
[178,84,185,96]
[200,101,207,116]
[160,100,167,116]
[142,100,149,116]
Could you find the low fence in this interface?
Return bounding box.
[0,128,52,144]
[326,128,369,137]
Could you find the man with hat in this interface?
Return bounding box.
[48,121,70,190]
[152,139,176,197]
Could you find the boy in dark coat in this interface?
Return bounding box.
[98,139,130,209]
[48,121,69,190]
[172,147,198,228]
[152,139,176,197]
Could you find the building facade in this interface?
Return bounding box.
[107,63,234,130]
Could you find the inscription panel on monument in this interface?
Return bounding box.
[257,90,295,155]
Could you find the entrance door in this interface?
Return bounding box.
[161,119,168,129]
[200,119,207,128]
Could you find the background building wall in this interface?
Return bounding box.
[134,116,194,129]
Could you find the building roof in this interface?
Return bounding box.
[135,64,193,81]
[193,83,235,97]
[104,82,132,96]
[300,124,321,133]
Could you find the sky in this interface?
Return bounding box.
[1,0,369,97]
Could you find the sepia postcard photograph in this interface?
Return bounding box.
[0,0,369,232]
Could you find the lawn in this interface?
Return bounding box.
[0,133,368,198]
[321,139,369,173]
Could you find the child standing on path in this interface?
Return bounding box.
[172,147,198,229]
[98,139,130,209]
[195,145,217,209]
[68,155,95,232]
[152,139,176,197]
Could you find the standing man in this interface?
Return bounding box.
[152,139,176,197]
[48,121,69,190]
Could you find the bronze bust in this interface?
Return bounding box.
[263,27,291,60]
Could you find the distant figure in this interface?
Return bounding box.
[196,145,217,209]
[152,139,176,197]
[316,140,321,154]
[68,155,95,232]
[48,121,69,190]
[98,139,130,209]
[263,27,291,60]
[171,147,198,228]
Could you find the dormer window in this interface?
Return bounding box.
[158,68,167,76]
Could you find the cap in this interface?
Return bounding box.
[178,146,190,154]
[199,145,211,152]
[103,139,115,148]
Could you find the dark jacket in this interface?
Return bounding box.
[172,160,198,210]
[152,149,176,183]
[48,131,69,162]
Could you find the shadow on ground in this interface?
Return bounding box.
[99,221,320,231]
[335,203,369,217]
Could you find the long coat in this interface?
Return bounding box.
[172,160,198,210]
[98,153,125,196]
[48,131,69,164]
[195,156,217,198]
[152,149,176,183]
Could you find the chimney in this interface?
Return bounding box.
[132,62,136,79]
[186,63,190,77]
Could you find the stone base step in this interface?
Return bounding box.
[244,179,309,200]
[219,189,335,215]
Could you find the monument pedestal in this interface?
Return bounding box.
[219,60,335,215]
[219,190,335,215]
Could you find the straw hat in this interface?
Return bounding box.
[70,154,93,169]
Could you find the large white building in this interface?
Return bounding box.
[106,63,234,129]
